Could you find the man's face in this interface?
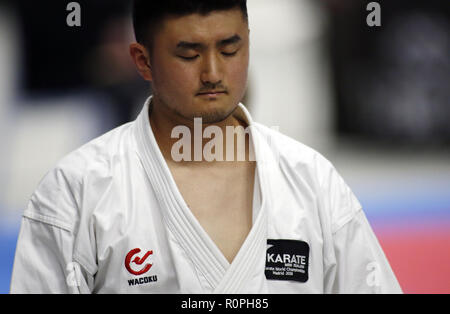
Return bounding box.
[148,8,250,124]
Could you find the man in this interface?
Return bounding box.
[10,0,402,293]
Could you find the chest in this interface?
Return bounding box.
[168,162,256,263]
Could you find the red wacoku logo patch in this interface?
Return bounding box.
[125,248,153,276]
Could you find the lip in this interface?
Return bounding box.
[197,91,227,97]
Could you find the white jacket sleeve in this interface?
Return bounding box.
[10,215,94,294]
[9,164,95,294]
[327,210,403,294]
[317,155,402,294]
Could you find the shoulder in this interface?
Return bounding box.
[25,122,136,231]
[252,122,334,178]
[57,121,135,178]
[252,122,362,232]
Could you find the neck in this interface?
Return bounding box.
[149,99,253,165]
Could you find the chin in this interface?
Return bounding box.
[190,103,237,124]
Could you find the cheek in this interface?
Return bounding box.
[228,55,249,91]
[153,61,197,96]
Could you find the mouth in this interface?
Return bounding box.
[196,91,227,97]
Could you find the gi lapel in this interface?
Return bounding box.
[213,108,275,294]
[134,98,228,290]
[134,97,271,292]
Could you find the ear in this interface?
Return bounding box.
[129,43,153,82]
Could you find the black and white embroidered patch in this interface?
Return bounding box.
[265,239,310,283]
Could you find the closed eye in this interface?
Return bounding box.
[178,55,199,61]
[222,51,238,57]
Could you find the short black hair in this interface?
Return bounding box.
[132,0,248,50]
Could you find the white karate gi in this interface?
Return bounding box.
[10,97,402,294]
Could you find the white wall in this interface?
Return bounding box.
[247,0,335,152]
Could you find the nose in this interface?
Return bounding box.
[200,53,223,86]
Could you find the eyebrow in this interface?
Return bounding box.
[176,34,242,50]
[218,34,242,47]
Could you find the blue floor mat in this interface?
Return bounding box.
[0,229,19,294]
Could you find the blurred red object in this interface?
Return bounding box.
[376,224,450,294]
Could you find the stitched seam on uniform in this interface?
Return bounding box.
[226,206,266,293]
[135,105,225,288]
[73,251,97,277]
[332,207,363,235]
[21,213,98,276]
[217,152,268,293]
[147,126,228,278]
[144,101,228,280]
[150,139,224,287]
[165,223,210,291]
[138,113,222,286]
[23,210,73,232]
[232,206,264,292]
[215,122,270,293]
[138,153,214,288]
[164,212,218,289]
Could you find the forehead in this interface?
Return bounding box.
[156,8,248,44]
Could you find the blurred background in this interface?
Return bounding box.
[0,0,448,293]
